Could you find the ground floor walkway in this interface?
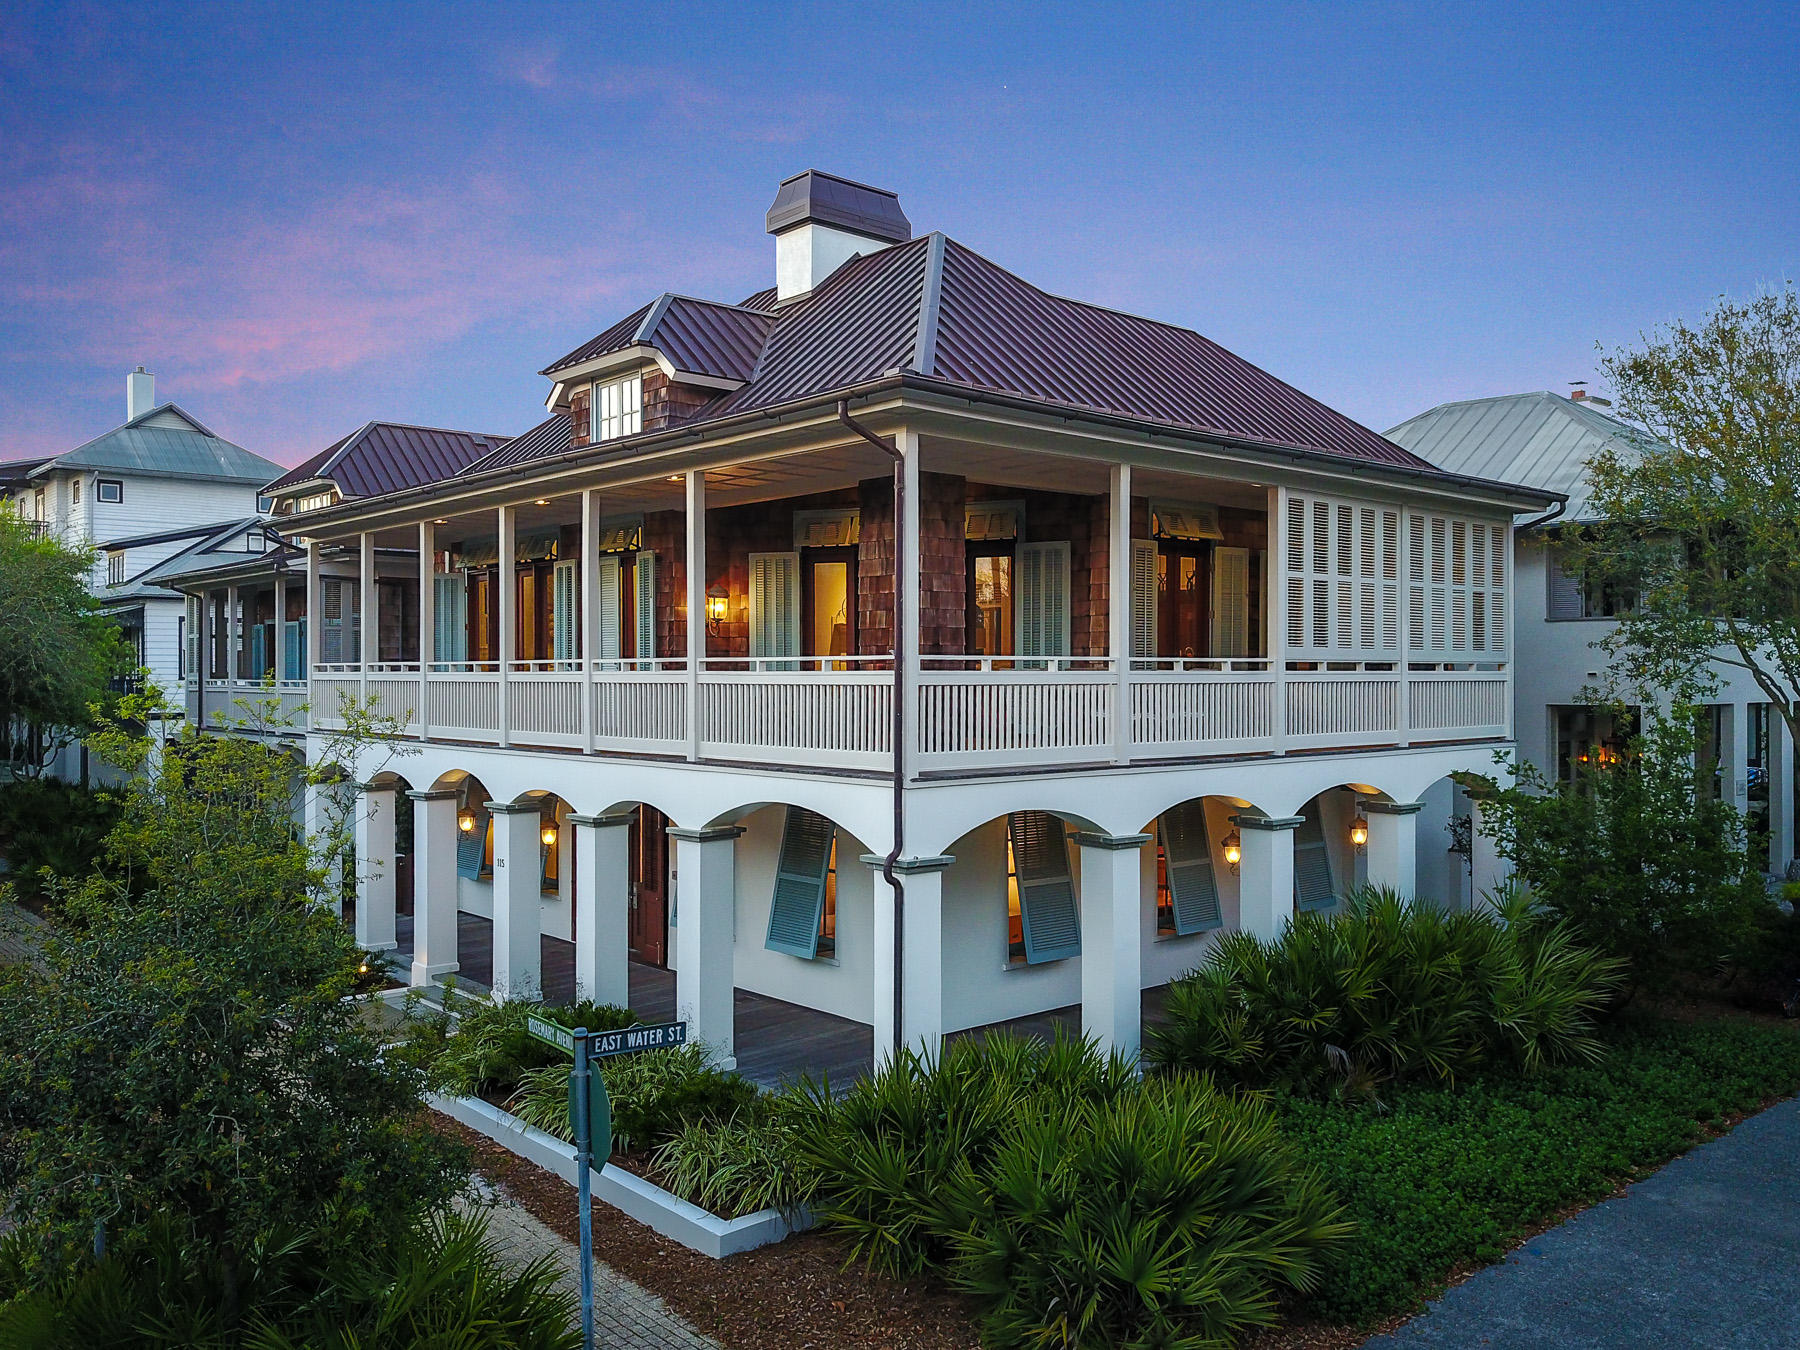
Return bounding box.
[1366,1094,1800,1349]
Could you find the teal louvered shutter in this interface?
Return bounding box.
[1017,541,1070,667]
[282,620,303,680]
[1293,808,1337,911]
[1160,800,1221,934]
[456,822,482,878]
[595,556,622,661]
[552,559,578,664]
[765,806,833,959]
[433,573,468,663]
[749,552,800,670]
[249,622,268,679]
[1130,539,1158,664]
[634,550,657,667]
[1009,811,1080,963]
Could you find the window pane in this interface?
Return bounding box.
[971,554,1013,655]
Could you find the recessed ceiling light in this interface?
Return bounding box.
[433,518,447,525]
[534,499,549,506]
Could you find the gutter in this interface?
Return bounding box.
[1516,498,1568,532]
[835,399,907,1059]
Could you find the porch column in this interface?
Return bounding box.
[1770,713,1795,875]
[1362,800,1422,901]
[408,789,460,986]
[1468,790,1513,908]
[1723,703,1752,827]
[272,573,287,681]
[867,853,952,1064]
[1075,831,1151,1063]
[580,489,600,754]
[684,472,705,761]
[1268,486,1289,754]
[418,521,434,741]
[1109,463,1132,764]
[487,800,542,999]
[497,506,515,747]
[359,532,376,709]
[304,779,344,914]
[897,428,921,783]
[226,583,241,683]
[304,541,321,676]
[353,780,399,951]
[568,812,632,1006]
[1235,813,1301,940]
[669,824,742,1067]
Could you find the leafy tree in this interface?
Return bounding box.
[0,712,462,1297]
[1564,286,1800,744]
[0,510,130,774]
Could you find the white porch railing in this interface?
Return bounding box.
[190,679,309,732]
[917,661,1114,769]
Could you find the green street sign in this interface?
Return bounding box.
[526,1014,575,1054]
[570,1065,612,1162]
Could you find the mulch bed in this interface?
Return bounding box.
[432,1114,983,1349]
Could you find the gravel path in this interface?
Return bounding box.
[463,1176,721,1349]
[1365,1095,1800,1349]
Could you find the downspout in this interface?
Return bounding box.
[836,399,907,1058]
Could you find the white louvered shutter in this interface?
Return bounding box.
[552,560,578,664]
[1130,539,1158,663]
[634,550,657,667]
[1211,546,1250,658]
[321,580,344,664]
[748,552,800,668]
[1016,541,1069,667]
[595,556,622,661]
[185,596,200,678]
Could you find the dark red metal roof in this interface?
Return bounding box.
[462,413,571,475]
[737,285,777,313]
[267,422,510,498]
[542,296,771,383]
[541,303,654,377]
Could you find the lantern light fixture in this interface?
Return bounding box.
[1350,814,1369,851]
[706,583,729,633]
[457,809,476,833]
[1222,828,1241,873]
[540,822,558,848]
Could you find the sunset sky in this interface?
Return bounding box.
[3,0,1795,467]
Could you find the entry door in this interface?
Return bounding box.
[802,545,857,667]
[629,805,670,967]
[1158,543,1210,660]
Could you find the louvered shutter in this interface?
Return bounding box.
[1159,800,1221,934]
[283,620,303,681]
[595,557,622,661]
[1017,541,1070,666]
[432,573,468,664]
[552,559,578,664]
[249,622,267,679]
[748,552,800,669]
[320,579,344,663]
[765,806,833,959]
[1009,811,1081,964]
[185,596,200,678]
[1293,809,1337,911]
[456,812,484,878]
[1211,546,1251,657]
[1130,539,1157,663]
[1546,547,1584,620]
[634,550,657,667]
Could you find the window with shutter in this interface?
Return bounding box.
[552,560,578,665]
[432,574,467,663]
[320,579,344,664]
[283,620,304,681]
[1130,538,1157,663]
[748,552,800,668]
[594,557,623,661]
[1007,811,1081,964]
[634,550,657,667]
[765,806,834,959]
[1016,541,1070,666]
[1546,547,1584,621]
[1209,545,1251,658]
[1292,807,1337,911]
[1159,800,1221,935]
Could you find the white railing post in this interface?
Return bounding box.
[1268,485,1289,754]
[1109,462,1132,764]
[685,470,706,763]
[581,488,599,754]
[497,506,514,748]
[358,531,376,707]
[418,520,433,742]
[305,540,321,678]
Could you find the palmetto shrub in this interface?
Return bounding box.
[511,1040,758,1154]
[1144,887,1625,1092]
[941,1076,1350,1349]
[409,988,638,1099]
[654,1096,814,1218]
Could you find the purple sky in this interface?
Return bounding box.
[4,1,1795,468]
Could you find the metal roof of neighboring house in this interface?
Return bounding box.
[0,456,52,487]
[99,520,224,551]
[1385,391,1661,522]
[101,517,276,601]
[25,404,280,484]
[264,421,511,498]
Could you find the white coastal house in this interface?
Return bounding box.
[1387,389,1795,876]
[174,172,1555,1078]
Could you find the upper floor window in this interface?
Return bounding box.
[107,551,125,586]
[243,532,265,552]
[1547,549,1634,620]
[97,479,123,504]
[296,490,335,513]
[71,478,81,506]
[33,488,44,518]
[592,373,642,442]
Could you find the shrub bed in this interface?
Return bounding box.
[400,986,639,1099]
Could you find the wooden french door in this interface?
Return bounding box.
[1158,542,1211,659]
[629,805,670,967]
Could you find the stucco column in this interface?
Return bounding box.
[304,778,345,915]
[1235,814,1301,940]
[1769,713,1795,876]
[569,812,633,1008]
[1468,791,1513,908]
[408,789,460,987]
[669,824,742,1068]
[353,781,398,952]
[1075,832,1151,1064]
[486,801,541,1000]
[866,853,953,1065]
[1363,800,1422,901]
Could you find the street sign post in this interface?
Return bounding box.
[523,1015,683,1350]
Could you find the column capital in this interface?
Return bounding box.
[1070,831,1152,851]
[859,852,955,874]
[484,800,540,816]
[667,824,745,843]
[407,788,458,802]
[1361,799,1424,816]
[1232,813,1304,831]
[568,811,635,828]
[357,780,400,794]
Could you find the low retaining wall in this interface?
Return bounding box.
[428,1091,807,1259]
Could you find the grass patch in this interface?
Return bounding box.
[1278,1013,1800,1325]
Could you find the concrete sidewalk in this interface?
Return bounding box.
[1365,1096,1800,1349]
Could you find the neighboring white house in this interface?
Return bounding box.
[173,171,1555,1082]
[1387,389,1795,876]
[1,369,284,766]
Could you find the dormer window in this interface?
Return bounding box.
[592,373,642,442]
[107,551,125,586]
[296,490,336,513]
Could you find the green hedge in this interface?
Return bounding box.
[1279,1015,1800,1324]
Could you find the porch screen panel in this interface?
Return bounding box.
[634,551,657,666]
[1017,541,1070,662]
[1008,811,1080,964]
[765,806,833,960]
[1293,808,1336,911]
[552,560,578,663]
[748,552,800,666]
[1130,538,1157,661]
[1159,800,1221,934]
[1211,546,1251,658]
[1283,492,1400,663]
[432,574,467,663]
[595,557,622,661]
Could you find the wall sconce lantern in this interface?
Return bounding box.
[540,822,558,848]
[705,583,729,634]
[1350,813,1369,851]
[457,808,476,833]
[1222,828,1242,873]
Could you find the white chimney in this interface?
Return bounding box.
[765,171,911,303]
[127,366,155,421]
